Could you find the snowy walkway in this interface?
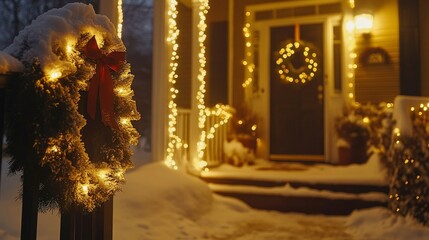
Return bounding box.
[1,151,429,239]
[201,154,388,186]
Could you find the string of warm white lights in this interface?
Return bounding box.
[242,11,254,88]
[205,105,233,140]
[389,103,429,224]
[195,0,210,169]
[349,0,355,9]
[165,0,181,170]
[346,3,357,102]
[117,0,123,38]
[163,0,231,171]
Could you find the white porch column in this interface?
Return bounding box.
[98,0,118,27]
[152,0,169,162]
[188,0,202,170]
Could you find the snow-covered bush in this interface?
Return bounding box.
[223,139,255,167]
[335,102,394,161]
[388,104,429,225]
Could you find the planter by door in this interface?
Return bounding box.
[338,138,367,165]
[236,134,257,153]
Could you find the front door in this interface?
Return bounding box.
[269,23,324,161]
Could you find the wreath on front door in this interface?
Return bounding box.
[274,40,320,84]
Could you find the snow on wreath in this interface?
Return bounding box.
[4,3,140,212]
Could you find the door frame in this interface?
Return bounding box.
[244,2,342,162]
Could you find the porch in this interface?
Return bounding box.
[172,105,388,215]
[200,155,388,215]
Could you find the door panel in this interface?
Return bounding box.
[270,23,324,160]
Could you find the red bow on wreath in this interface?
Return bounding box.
[84,36,125,128]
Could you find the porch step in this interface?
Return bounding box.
[202,177,388,215]
[201,176,389,194]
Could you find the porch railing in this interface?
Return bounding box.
[176,107,230,167]
[175,108,191,166]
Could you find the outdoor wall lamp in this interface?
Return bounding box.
[354,13,374,34]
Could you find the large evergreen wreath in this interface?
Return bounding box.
[4,3,140,212]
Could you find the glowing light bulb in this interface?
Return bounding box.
[81,184,89,195]
[49,145,59,153]
[117,0,123,38]
[66,45,73,54]
[120,118,130,125]
[49,70,62,81]
[98,169,109,181]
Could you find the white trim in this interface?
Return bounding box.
[98,0,118,27]
[151,0,168,162]
[228,0,234,106]
[323,17,333,163]
[248,2,342,162]
[188,1,202,168]
[252,14,339,29]
[247,0,342,12]
[255,26,270,159]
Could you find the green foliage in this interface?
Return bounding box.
[6,35,140,213]
[335,102,393,154]
[230,106,259,138]
[388,105,429,225]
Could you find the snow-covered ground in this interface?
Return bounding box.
[1,150,429,239]
[203,154,388,186]
[0,51,23,74]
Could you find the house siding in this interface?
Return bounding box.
[420,0,429,96]
[231,0,291,109]
[176,2,192,109]
[354,0,400,104]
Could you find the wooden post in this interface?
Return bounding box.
[0,74,39,240]
[60,92,113,239]
[21,166,39,240]
[94,198,113,240]
[0,75,6,194]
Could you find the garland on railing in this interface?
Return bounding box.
[4,3,140,212]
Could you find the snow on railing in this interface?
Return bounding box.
[176,107,231,169]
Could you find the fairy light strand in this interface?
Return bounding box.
[195,0,210,169]
[117,0,123,38]
[242,11,253,88]
[165,0,181,170]
[349,0,355,9]
[389,103,429,223]
[163,0,231,171]
[345,3,356,103]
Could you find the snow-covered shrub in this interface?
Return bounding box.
[229,106,259,139]
[388,104,429,225]
[335,102,394,162]
[223,139,255,167]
